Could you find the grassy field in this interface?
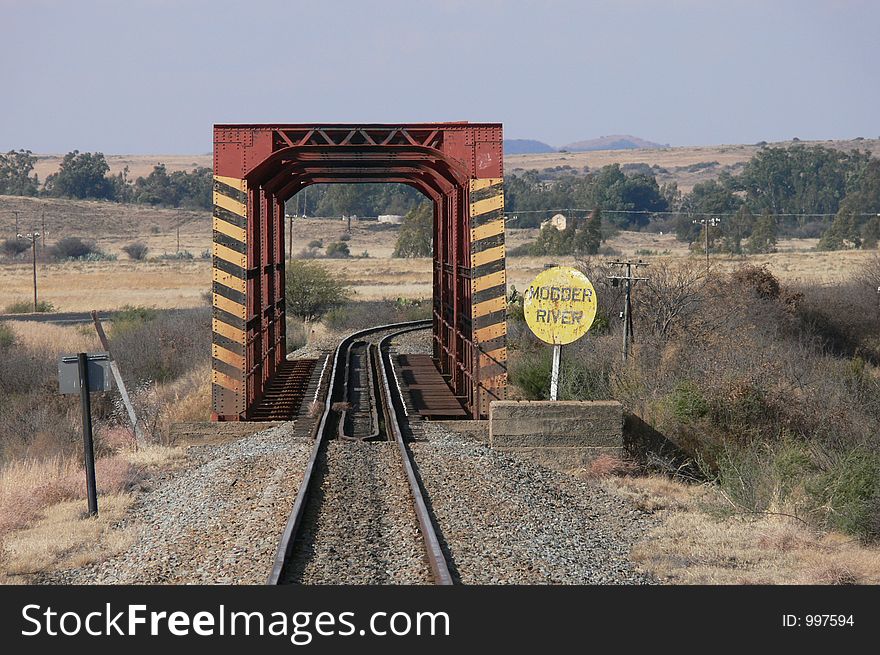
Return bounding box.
[1,211,875,313]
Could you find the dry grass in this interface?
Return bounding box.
[0,442,185,580]
[1,496,134,579]
[571,453,639,478]
[1,197,873,313]
[30,153,213,185]
[155,361,212,425]
[603,475,880,584]
[8,320,100,353]
[0,260,210,311]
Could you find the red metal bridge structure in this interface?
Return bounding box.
[211,122,507,421]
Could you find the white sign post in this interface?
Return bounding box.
[523,266,598,401]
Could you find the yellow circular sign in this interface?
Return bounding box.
[523,266,598,345]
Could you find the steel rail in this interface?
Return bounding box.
[337,340,381,441]
[267,319,432,585]
[377,325,454,585]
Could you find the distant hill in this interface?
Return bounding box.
[503,139,556,155]
[560,135,667,152]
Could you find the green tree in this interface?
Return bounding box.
[46,150,115,199]
[719,205,756,254]
[739,144,869,219]
[284,259,350,322]
[746,211,778,254]
[818,210,860,250]
[576,208,602,255]
[393,202,433,257]
[861,217,880,249]
[0,150,39,196]
[576,164,668,229]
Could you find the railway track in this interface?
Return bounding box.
[268,320,453,585]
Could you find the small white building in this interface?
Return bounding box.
[378,214,404,225]
[540,213,568,231]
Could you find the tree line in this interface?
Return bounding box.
[3,143,879,251]
[505,144,880,252]
[0,149,426,215]
[0,150,213,209]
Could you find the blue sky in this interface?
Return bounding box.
[1,0,877,153]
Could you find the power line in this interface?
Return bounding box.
[506,208,880,218]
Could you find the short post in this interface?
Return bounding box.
[550,343,562,401]
[77,352,99,517]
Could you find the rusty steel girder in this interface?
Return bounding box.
[211,123,507,421]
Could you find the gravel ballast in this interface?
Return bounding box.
[282,438,432,585]
[40,423,313,585]
[410,422,657,584]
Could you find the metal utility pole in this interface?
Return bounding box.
[693,217,721,271]
[607,259,649,362]
[18,231,40,312]
[77,353,99,516]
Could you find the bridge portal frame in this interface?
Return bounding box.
[211,122,507,421]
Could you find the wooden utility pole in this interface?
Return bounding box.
[17,231,40,311]
[693,217,721,271]
[607,260,649,362]
[288,212,293,262]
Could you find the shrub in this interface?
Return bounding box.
[307,239,323,249]
[159,250,193,260]
[324,299,430,331]
[285,259,350,322]
[339,233,351,242]
[668,381,709,423]
[51,236,99,260]
[0,322,14,348]
[509,350,551,400]
[286,319,309,353]
[111,305,158,335]
[807,449,880,541]
[110,308,209,384]
[4,299,54,314]
[122,241,149,260]
[325,241,350,258]
[1,238,29,257]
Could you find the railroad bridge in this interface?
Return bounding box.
[211,122,507,421]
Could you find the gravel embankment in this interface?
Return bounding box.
[283,440,432,584]
[40,423,313,585]
[410,423,657,584]
[389,326,432,354]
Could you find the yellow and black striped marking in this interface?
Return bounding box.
[469,177,507,415]
[212,175,248,418]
